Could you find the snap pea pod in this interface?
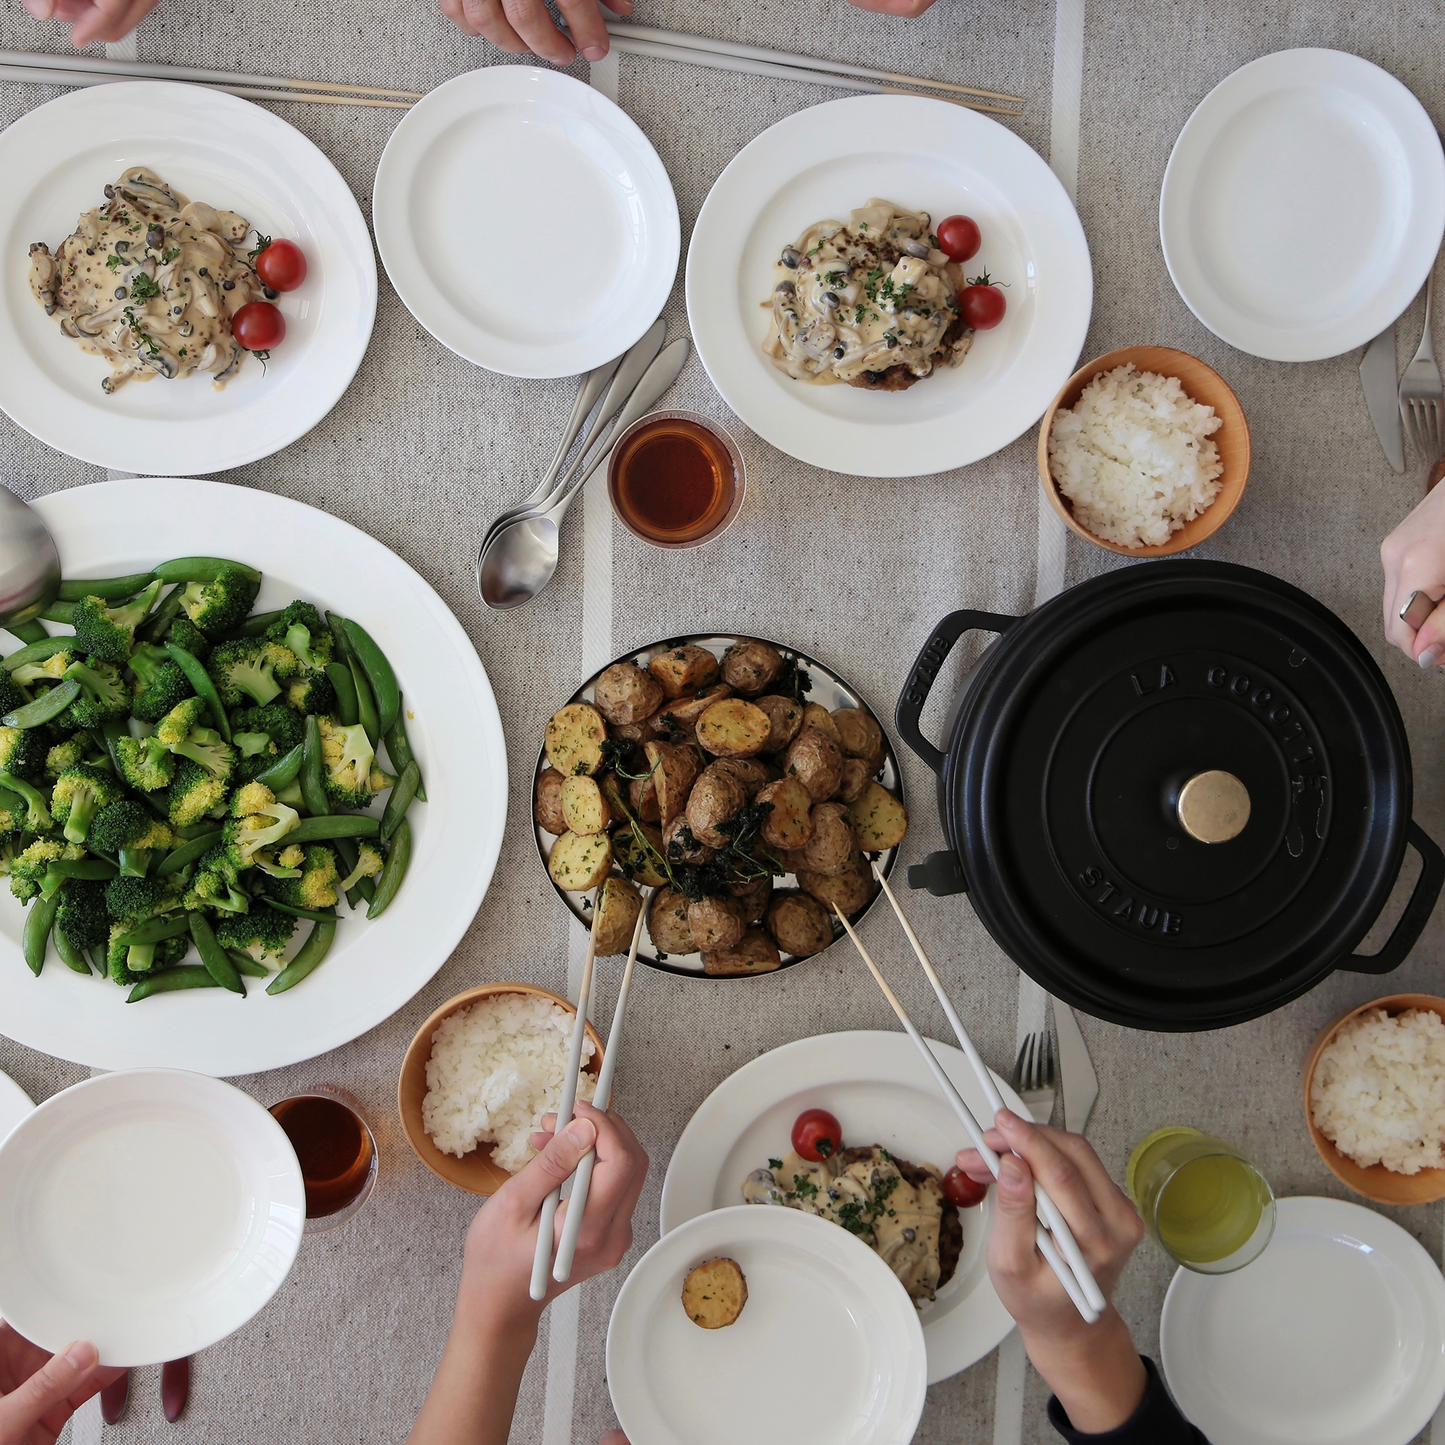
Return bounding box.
[232,609,284,638]
[324,662,359,726]
[367,818,410,920]
[266,916,337,995]
[114,913,193,947]
[58,571,157,602]
[154,557,261,584]
[262,897,339,923]
[45,859,118,881]
[340,619,400,736]
[227,948,270,978]
[381,762,420,843]
[7,620,47,645]
[300,716,330,817]
[127,966,222,1002]
[2,637,71,671]
[156,831,224,876]
[1,678,79,728]
[53,929,92,974]
[332,838,372,910]
[325,611,353,662]
[135,585,184,645]
[349,655,380,747]
[39,599,75,624]
[285,815,380,844]
[23,892,60,975]
[383,705,426,802]
[99,718,129,778]
[255,744,304,791]
[164,642,230,742]
[189,914,244,996]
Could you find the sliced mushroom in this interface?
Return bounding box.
[211,344,245,383]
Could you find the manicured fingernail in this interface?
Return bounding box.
[566,1118,595,1147]
[1420,647,1442,669]
[66,1341,97,1369]
[583,44,606,60]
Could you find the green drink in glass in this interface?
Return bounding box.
[1126,1127,1275,1274]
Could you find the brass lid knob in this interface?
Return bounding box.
[1177,770,1250,844]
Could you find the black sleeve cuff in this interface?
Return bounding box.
[1047,1357,1209,1443]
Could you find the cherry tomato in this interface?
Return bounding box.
[960,282,1007,331]
[936,215,982,263]
[254,238,307,292]
[943,1166,989,1208]
[232,301,285,352]
[791,1108,843,1162]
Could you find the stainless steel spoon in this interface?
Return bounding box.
[478,337,690,611]
[0,484,60,632]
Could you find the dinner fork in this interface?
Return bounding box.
[1400,267,1443,469]
[1013,1031,1056,1125]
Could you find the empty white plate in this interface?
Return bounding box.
[1161,1195,1445,1445]
[608,1205,926,1445]
[0,1069,304,1366]
[1160,49,1445,362]
[373,67,679,379]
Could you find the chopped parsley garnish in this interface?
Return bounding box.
[122,307,160,356]
[768,1158,783,1171]
[161,247,181,264]
[128,273,161,302]
[105,254,123,271]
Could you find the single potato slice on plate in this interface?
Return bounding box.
[534,767,568,835]
[613,822,668,887]
[593,876,643,955]
[682,1257,748,1327]
[649,644,720,699]
[547,831,613,892]
[560,774,611,835]
[756,776,813,850]
[696,698,772,758]
[545,702,607,777]
[850,782,909,851]
[644,739,701,826]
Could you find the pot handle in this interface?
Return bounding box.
[1343,821,1445,975]
[895,609,1018,775]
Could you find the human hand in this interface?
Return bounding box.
[19,0,162,49]
[0,1326,125,1445]
[438,0,630,68]
[955,1110,1147,1434]
[1381,482,1445,667]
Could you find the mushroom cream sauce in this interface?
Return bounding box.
[762,199,973,389]
[28,167,268,394]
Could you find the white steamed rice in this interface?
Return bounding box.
[1048,363,1223,548]
[423,993,597,1171]
[1310,1007,1445,1175]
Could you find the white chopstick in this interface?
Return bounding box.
[0,61,411,107]
[605,22,1025,105]
[833,904,1102,1325]
[605,36,1021,116]
[529,897,602,1302]
[868,865,1108,1318]
[0,48,421,98]
[550,894,648,1284]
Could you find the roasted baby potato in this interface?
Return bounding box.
[644,739,701,827]
[850,782,909,851]
[593,876,643,956]
[784,728,844,803]
[832,707,885,765]
[754,694,804,754]
[648,886,695,955]
[687,765,748,848]
[797,857,877,914]
[688,895,745,952]
[613,821,668,888]
[650,682,732,731]
[663,812,715,865]
[534,768,568,835]
[696,698,772,758]
[703,927,782,977]
[756,776,814,850]
[545,702,607,777]
[560,774,611,835]
[764,890,834,956]
[609,715,660,745]
[706,755,777,798]
[648,645,721,699]
[547,831,613,892]
[722,640,784,696]
[728,873,773,924]
[682,1257,748,1327]
[800,702,842,744]
[594,662,665,726]
[834,756,875,804]
[796,801,859,876]
[629,771,660,823]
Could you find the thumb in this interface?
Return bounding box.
[0,1342,99,1435]
[989,1155,1041,1280]
[508,1116,597,1215]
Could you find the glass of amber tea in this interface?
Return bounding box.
[269,1086,378,1233]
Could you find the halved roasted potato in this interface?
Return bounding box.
[703,927,782,977]
[593,876,643,956]
[797,857,877,914]
[832,707,885,765]
[663,812,714,865]
[833,756,875,804]
[784,728,844,803]
[560,774,611,835]
[534,768,567,835]
[648,645,721,699]
[594,662,665,726]
[682,1257,748,1327]
[850,782,909,852]
[764,890,834,957]
[754,694,804,754]
[547,831,613,892]
[696,698,772,758]
[648,886,695,954]
[796,801,859,876]
[628,772,660,824]
[800,703,842,744]
[721,640,783,696]
[613,821,668,888]
[728,873,773,924]
[687,766,748,848]
[644,739,701,826]
[688,895,745,952]
[706,755,776,798]
[756,776,814,850]
[545,703,607,777]
[650,682,732,731]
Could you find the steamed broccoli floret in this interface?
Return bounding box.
[317,717,376,809]
[0,675,25,718]
[0,831,21,875]
[56,877,110,952]
[0,790,24,834]
[51,762,124,844]
[70,581,164,664]
[184,843,251,915]
[58,658,130,729]
[10,839,84,904]
[104,873,170,925]
[223,783,300,870]
[155,695,208,748]
[128,643,194,722]
[0,725,48,781]
[106,922,188,984]
[10,651,73,686]
[284,671,337,716]
[206,639,297,708]
[0,770,52,833]
[44,732,91,780]
[113,734,175,793]
[169,727,235,783]
[89,798,175,875]
[214,905,296,965]
[263,843,339,910]
[179,565,260,639]
[339,840,384,894]
[232,702,304,756]
[166,616,212,661]
[166,756,229,828]
[264,602,334,674]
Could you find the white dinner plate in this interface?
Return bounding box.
[0,1069,303,1365]
[608,1204,927,1445]
[659,1030,1023,1384]
[0,478,507,1075]
[686,95,1092,477]
[0,82,376,474]
[373,67,679,379]
[1161,1195,1445,1445]
[0,1069,33,1146]
[1160,49,1445,362]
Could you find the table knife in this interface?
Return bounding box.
[1051,996,1098,1133]
[1360,323,1405,473]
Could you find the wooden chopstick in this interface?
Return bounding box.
[0,62,411,107]
[606,36,1021,116]
[550,893,648,1284]
[0,48,420,98]
[833,903,1102,1325]
[604,22,1024,104]
[529,896,603,1302]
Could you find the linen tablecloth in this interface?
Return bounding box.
[2,0,1445,1440]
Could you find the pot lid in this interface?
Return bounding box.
[950,561,1412,1028]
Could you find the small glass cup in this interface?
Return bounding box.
[269,1086,378,1234]
[1126,1125,1275,1274]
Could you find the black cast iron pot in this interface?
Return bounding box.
[895,560,1444,1031]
